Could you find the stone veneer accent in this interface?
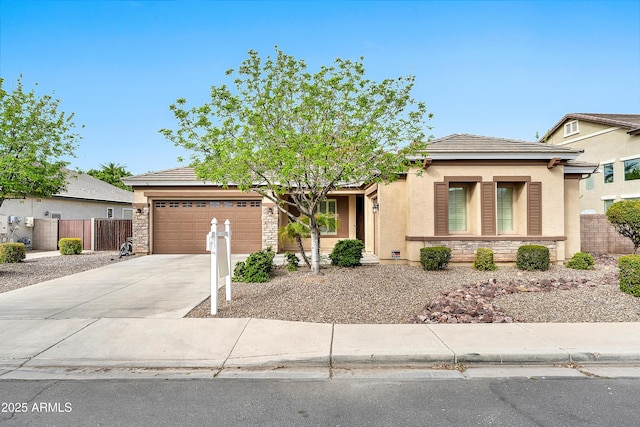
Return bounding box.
[423,240,558,263]
[262,204,279,251]
[132,204,150,254]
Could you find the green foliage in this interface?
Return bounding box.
[284,252,299,271]
[0,242,26,263]
[241,247,276,283]
[618,255,640,297]
[420,246,451,271]
[566,252,595,270]
[329,239,364,267]
[160,48,431,273]
[516,245,550,271]
[473,248,497,271]
[0,76,82,208]
[606,200,640,253]
[232,261,246,282]
[59,238,82,255]
[86,162,133,191]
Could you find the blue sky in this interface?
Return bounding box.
[1,0,639,176]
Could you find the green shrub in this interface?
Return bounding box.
[58,238,82,255]
[606,200,640,253]
[0,242,26,263]
[284,252,299,271]
[516,245,550,271]
[566,252,595,270]
[232,261,246,282]
[329,239,364,267]
[473,248,497,271]
[420,246,451,271]
[618,254,640,297]
[242,247,275,283]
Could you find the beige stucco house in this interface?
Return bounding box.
[543,113,640,214]
[124,134,596,264]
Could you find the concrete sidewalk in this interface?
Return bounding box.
[1,254,639,379]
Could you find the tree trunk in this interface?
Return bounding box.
[296,236,311,268]
[309,226,321,274]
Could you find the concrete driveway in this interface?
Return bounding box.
[0,255,212,319]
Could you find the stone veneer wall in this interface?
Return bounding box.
[581,214,634,254]
[422,240,558,263]
[262,204,279,251]
[133,204,150,254]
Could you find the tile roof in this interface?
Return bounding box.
[57,170,133,203]
[122,167,209,186]
[544,113,640,139]
[411,133,583,159]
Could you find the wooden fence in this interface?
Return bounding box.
[94,219,132,251]
[57,219,132,251]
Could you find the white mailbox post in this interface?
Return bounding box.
[207,218,232,315]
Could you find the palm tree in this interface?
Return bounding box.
[279,213,337,269]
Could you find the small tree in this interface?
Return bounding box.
[278,213,336,269]
[160,48,431,274]
[86,162,133,190]
[607,200,640,253]
[0,76,82,208]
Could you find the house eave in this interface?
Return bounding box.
[407,152,582,161]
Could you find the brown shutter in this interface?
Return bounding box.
[434,182,448,235]
[481,182,496,236]
[527,182,542,235]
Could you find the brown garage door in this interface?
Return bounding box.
[153,200,263,254]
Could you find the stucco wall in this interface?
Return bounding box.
[546,122,640,213]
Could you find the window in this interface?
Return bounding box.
[624,158,640,181]
[169,202,180,208]
[106,207,114,219]
[603,163,614,183]
[223,201,233,208]
[122,208,134,220]
[210,201,220,208]
[448,187,467,231]
[319,199,337,234]
[250,201,261,208]
[585,174,594,191]
[564,120,579,137]
[155,201,165,208]
[196,201,207,208]
[237,201,247,208]
[182,201,193,208]
[604,199,615,212]
[497,186,513,232]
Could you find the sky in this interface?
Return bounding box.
[1,0,639,176]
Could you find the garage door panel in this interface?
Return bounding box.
[153,200,262,254]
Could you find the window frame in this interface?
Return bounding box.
[106,207,115,219]
[603,162,614,184]
[318,199,337,235]
[623,158,640,181]
[122,208,134,219]
[448,185,468,232]
[496,185,514,233]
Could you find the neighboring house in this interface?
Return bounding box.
[0,170,134,247]
[543,113,640,214]
[124,133,596,265]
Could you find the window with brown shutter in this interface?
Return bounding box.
[527,182,542,235]
[434,182,448,235]
[481,182,496,236]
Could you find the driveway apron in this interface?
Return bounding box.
[0,255,211,319]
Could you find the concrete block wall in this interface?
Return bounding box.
[581,214,634,254]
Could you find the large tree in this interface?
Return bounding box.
[86,162,133,191]
[0,76,82,208]
[161,48,431,273]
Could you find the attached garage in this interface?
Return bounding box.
[153,199,263,254]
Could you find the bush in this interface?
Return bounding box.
[232,261,246,282]
[566,252,595,270]
[242,247,275,283]
[473,248,497,271]
[0,242,26,263]
[516,245,550,271]
[606,199,640,253]
[59,238,82,255]
[329,239,364,267]
[284,252,299,271]
[618,254,640,297]
[420,246,451,271]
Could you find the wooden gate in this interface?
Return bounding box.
[58,220,92,250]
[95,219,132,251]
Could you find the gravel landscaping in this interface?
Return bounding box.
[0,252,136,293]
[2,252,639,324]
[187,254,640,324]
